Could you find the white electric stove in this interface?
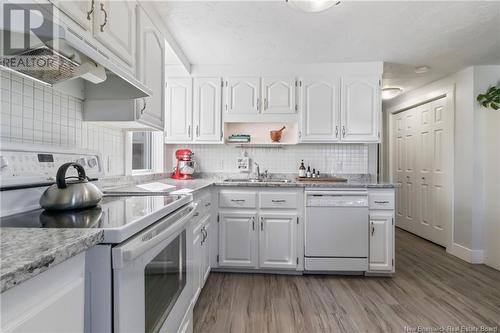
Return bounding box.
[0,144,196,333]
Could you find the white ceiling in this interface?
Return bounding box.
[154,1,500,93]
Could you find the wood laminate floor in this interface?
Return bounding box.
[193,228,500,333]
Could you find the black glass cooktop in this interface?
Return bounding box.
[0,195,183,229]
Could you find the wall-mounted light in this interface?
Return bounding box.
[285,0,341,13]
[382,87,403,100]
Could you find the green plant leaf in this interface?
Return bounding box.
[491,103,499,110]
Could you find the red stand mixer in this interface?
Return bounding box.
[171,149,196,180]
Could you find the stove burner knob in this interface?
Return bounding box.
[87,158,97,168]
[76,158,87,167]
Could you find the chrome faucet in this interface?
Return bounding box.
[253,162,260,180]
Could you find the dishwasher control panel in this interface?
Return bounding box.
[305,190,368,207]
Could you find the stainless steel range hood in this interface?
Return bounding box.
[0,3,152,99]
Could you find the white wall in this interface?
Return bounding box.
[473,66,500,270]
[384,66,500,268]
[165,143,370,175]
[0,71,126,176]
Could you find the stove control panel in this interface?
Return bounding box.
[0,145,103,188]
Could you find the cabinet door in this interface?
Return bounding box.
[259,213,297,269]
[51,0,93,31]
[299,77,340,142]
[201,219,212,284]
[218,212,257,268]
[261,77,296,114]
[93,0,136,69]
[191,227,202,303]
[340,76,380,142]
[369,213,394,271]
[165,78,193,142]
[135,8,165,130]
[193,78,222,142]
[225,77,260,114]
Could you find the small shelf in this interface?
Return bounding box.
[224,122,298,146]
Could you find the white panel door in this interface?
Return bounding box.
[416,102,433,240]
[393,112,406,229]
[219,212,258,268]
[225,77,260,114]
[94,0,136,69]
[341,76,380,142]
[403,107,418,232]
[259,213,297,269]
[369,213,394,272]
[193,78,222,142]
[52,0,93,31]
[299,77,340,142]
[392,97,451,247]
[427,98,451,246]
[135,8,164,130]
[165,78,193,142]
[261,77,296,114]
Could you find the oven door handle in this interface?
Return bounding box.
[114,203,197,266]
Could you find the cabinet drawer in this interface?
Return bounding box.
[219,191,257,208]
[259,192,298,209]
[369,192,394,210]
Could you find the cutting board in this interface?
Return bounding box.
[295,177,347,182]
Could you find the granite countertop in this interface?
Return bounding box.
[104,176,396,195]
[0,228,103,293]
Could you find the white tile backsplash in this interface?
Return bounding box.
[0,70,125,176]
[166,143,369,175]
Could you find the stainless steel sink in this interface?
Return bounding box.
[223,178,293,184]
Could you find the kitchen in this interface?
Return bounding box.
[0,1,499,333]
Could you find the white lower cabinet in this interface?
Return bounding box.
[217,189,302,271]
[259,213,297,269]
[369,213,394,271]
[0,253,85,333]
[368,189,395,273]
[190,192,213,304]
[218,212,258,268]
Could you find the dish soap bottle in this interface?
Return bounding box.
[306,166,312,178]
[298,160,306,178]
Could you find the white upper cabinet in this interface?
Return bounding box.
[51,0,93,31]
[299,77,340,142]
[259,213,297,270]
[165,77,223,144]
[340,76,381,142]
[165,78,193,142]
[225,77,260,114]
[261,77,296,114]
[193,78,222,142]
[135,8,164,130]
[93,0,136,70]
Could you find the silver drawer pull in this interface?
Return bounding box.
[374,200,389,204]
[231,199,246,202]
[272,200,286,203]
[193,212,200,217]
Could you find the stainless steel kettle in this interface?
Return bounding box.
[40,162,103,210]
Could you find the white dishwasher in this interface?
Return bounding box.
[304,189,369,272]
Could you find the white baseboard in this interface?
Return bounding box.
[447,243,484,264]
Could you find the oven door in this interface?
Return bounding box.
[112,203,196,333]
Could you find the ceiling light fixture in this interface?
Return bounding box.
[285,0,341,13]
[414,66,430,74]
[382,87,403,100]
